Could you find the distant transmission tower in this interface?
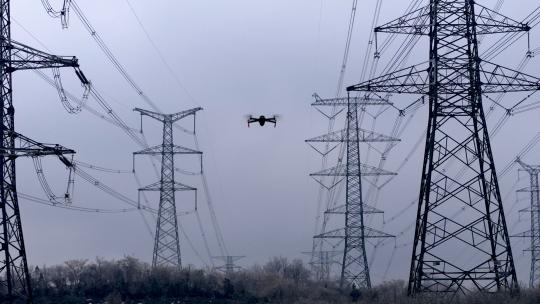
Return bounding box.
[134,108,202,267]
[213,256,245,275]
[308,94,397,289]
[348,0,540,294]
[302,250,342,282]
[0,1,89,301]
[513,158,540,288]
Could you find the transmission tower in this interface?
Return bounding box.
[0,1,89,301]
[308,94,397,289]
[213,256,245,275]
[513,158,540,288]
[134,108,202,267]
[347,0,540,294]
[302,250,342,282]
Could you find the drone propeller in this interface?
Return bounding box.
[244,114,254,127]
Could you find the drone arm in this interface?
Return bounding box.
[268,117,277,127]
[247,118,257,127]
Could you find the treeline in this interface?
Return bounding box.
[9,256,540,303]
[29,256,346,304]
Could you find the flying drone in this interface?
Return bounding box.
[246,115,279,127]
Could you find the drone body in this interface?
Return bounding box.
[247,115,278,127]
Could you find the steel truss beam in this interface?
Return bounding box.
[310,93,393,120]
[311,93,391,107]
[325,204,383,215]
[306,128,400,143]
[310,163,396,177]
[373,2,529,36]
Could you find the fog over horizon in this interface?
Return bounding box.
[9,0,540,286]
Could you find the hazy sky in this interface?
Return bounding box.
[8,0,540,285]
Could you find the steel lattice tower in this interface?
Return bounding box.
[348,0,540,294]
[134,108,202,267]
[513,158,540,288]
[0,1,87,301]
[308,94,397,289]
[213,256,245,275]
[302,250,342,282]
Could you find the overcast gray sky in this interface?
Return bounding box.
[8,0,540,285]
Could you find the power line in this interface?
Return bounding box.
[124,0,197,104]
[68,0,161,112]
[74,160,132,174]
[20,192,138,214]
